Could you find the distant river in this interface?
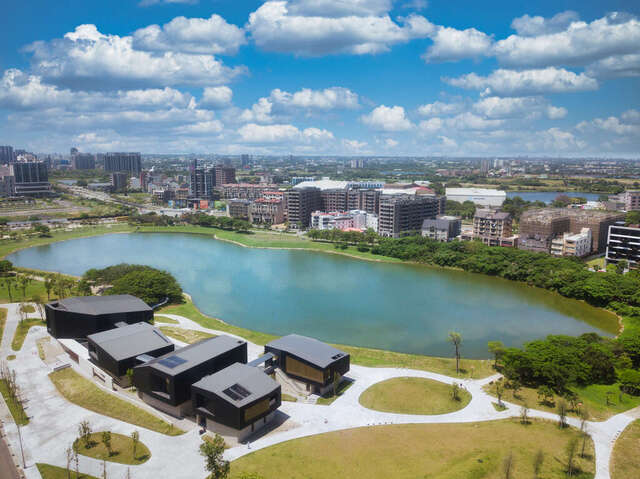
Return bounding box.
[506,191,600,204]
[8,233,617,358]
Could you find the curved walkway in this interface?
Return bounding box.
[0,306,634,479]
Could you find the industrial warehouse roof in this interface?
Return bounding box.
[87,322,173,361]
[293,179,349,191]
[446,188,507,197]
[49,295,151,315]
[138,335,245,375]
[266,334,347,369]
[193,362,279,407]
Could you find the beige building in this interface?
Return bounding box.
[472,210,513,246]
[250,198,284,225]
[551,228,592,257]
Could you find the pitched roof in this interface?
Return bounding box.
[266,334,347,369]
[192,362,279,408]
[87,322,173,361]
[50,295,151,316]
[138,335,245,376]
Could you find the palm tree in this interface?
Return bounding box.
[44,276,53,301]
[3,276,15,302]
[449,331,462,375]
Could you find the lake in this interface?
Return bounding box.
[507,191,600,204]
[7,233,616,358]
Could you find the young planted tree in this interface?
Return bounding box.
[495,381,504,407]
[3,276,15,302]
[17,274,31,300]
[101,431,112,456]
[199,433,229,479]
[78,420,92,448]
[66,445,74,479]
[580,409,590,458]
[448,331,462,374]
[533,449,544,478]
[566,438,578,477]
[557,400,568,429]
[130,431,140,460]
[520,402,529,425]
[44,276,53,301]
[451,382,460,401]
[502,451,514,479]
[510,380,521,400]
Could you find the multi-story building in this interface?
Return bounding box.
[550,228,592,257]
[290,176,314,186]
[347,188,380,214]
[285,187,322,228]
[227,199,252,220]
[241,154,250,168]
[568,210,624,253]
[0,166,15,197]
[250,198,284,225]
[111,172,128,193]
[311,210,378,231]
[190,160,215,200]
[472,210,513,246]
[0,145,14,164]
[422,215,462,242]
[606,222,640,269]
[72,153,95,170]
[10,161,51,196]
[214,165,236,186]
[609,191,640,211]
[221,183,275,200]
[378,195,444,238]
[103,152,142,174]
[445,187,506,207]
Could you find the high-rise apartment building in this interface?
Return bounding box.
[214,165,236,186]
[0,166,15,197]
[103,152,142,174]
[72,153,96,170]
[285,187,322,228]
[189,160,215,199]
[111,172,128,193]
[347,188,380,214]
[472,210,513,246]
[10,161,51,196]
[378,195,444,238]
[0,145,15,164]
[606,222,640,269]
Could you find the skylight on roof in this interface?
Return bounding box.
[158,356,187,368]
[222,383,251,401]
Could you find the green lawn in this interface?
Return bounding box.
[0,278,51,304]
[74,432,150,465]
[359,377,472,415]
[11,317,46,351]
[0,307,6,345]
[49,368,183,435]
[0,379,28,425]
[153,315,179,324]
[36,463,99,479]
[612,420,640,479]
[158,326,215,344]
[231,420,595,479]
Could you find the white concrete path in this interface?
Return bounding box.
[0,306,636,479]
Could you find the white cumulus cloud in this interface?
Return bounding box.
[200,86,233,109]
[361,105,413,131]
[422,26,493,62]
[237,122,333,143]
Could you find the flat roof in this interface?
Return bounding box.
[446,188,506,197]
[193,362,279,408]
[87,322,173,361]
[266,334,347,369]
[49,295,151,316]
[139,335,245,376]
[293,179,349,191]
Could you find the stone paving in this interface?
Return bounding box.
[0,306,635,479]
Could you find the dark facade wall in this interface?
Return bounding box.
[192,384,281,430]
[45,305,153,339]
[135,342,247,407]
[88,340,175,378]
[265,346,350,388]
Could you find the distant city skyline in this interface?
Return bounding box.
[1,0,639,156]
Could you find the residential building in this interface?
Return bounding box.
[445,187,506,207]
[378,194,444,238]
[422,215,462,242]
[290,176,314,186]
[241,154,250,168]
[189,160,215,199]
[310,210,377,231]
[609,191,640,211]
[472,210,513,246]
[0,145,14,164]
[250,198,284,225]
[347,188,380,214]
[606,223,640,269]
[550,228,592,257]
[87,322,175,386]
[133,335,247,417]
[0,166,15,197]
[265,334,350,396]
[285,187,322,228]
[45,295,153,339]
[214,165,236,186]
[221,183,275,200]
[191,363,281,441]
[10,161,51,196]
[227,199,252,219]
[111,172,128,192]
[103,152,142,174]
[72,153,95,170]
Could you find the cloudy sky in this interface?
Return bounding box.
[1,0,639,157]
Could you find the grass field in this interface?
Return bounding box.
[11,317,45,351]
[0,278,52,304]
[158,326,215,344]
[484,380,640,421]
[74,432,150,465]
[36,463,98,479]
[0,379,29,425]
[230,420,595,479]
[0,307,6,345]
[153,315,179,324]
[611,420,640,479]
[359,377,472,415]
[49,368,183,435]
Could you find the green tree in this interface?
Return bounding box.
[580,409,590,458]
[101,431,112,456]
[0,260,13,276]
[3,276,15,302]
[448,331,462,374]
[99,267,183,305]
[537,385,555,407]
[557,400,568,428]
[78,420,92,448]
[44,275,54,301]
[487,341,505,368]
[495,380,504,406]
[199,434,229,479]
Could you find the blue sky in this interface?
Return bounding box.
[1,0,639,156]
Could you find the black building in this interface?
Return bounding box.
[265,334,350,395]
[0,145,14,164]
[133,335,247,417]
[285,187,322,228]
[72,153,96,170]
[192,363,281,440]
[87,322,174,385]
[103,152,142,174]
[606,222,640,269]
[189,159,215,199]
[45,295,153,339]
[10,161,51,196]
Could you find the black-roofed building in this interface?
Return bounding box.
[45,295,153,339]
[87,322,175,386]
[265,334,350,395]
[133,335,247,417]
[192,363,281,442]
